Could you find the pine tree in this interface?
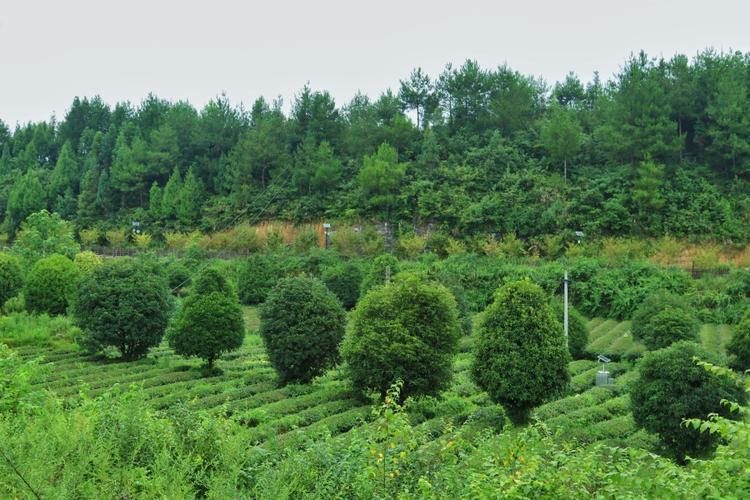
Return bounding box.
[161,166,182,219]
[148,182,163,220]
[50,142,79,199]
[177,168,202,226]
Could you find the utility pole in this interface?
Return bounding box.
[563,271,569,347]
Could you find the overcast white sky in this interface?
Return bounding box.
[1,0,748,126]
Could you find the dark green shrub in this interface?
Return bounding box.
[425,231,450,258]
[260,276,346,383]
[632,292,699,350]
[342,273,460,399]
[630,341,746,462]
[238,254,280,304]
[321,262,363,309]
[164,259,191,294]
[167,292,245,369]
[472,280,570,424]
[191,266,236,298]
[551,299,589,360]
[727,318,750,371]
[0,253,23,307]
[72,259,171,360]
[24,254,80,315]
[359,254,400,297]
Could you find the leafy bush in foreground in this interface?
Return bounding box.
[630,341,746,462]
[343,273,460,399]
[24,254,80,315]
[260,276,346,383]
[72,259,171,360]
[472,280,570,423]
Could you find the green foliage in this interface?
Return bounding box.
[72,259,171,360]
[551,299,589,360]
[260,276,346,383]
[0,343,45,413]
[73,250,103,275]
[727,318,750,371]
[191,265,236,299]
[12,209,80,262]
[24,254,80,315]
[472,280,570,423]
[343,273,460,398]
[630,341,746,462]
[359,253,400,297]
[632,292,700,349]
[164,258,191,294]
[168,291,245,369]
[0,253,23,307]
[238,253,280,305]
[321,262,363,309]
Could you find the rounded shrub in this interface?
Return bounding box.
[260,276,346,384]
[472,280,570,424]
[321,262,363,309]
[359,254,399,297]
[191,265,236,298]
[0,253,23,307]
[73,250,103,275]
[72,259,171,360]
[631,292,699,350]
[342,273,461,399]
[24,254,80,315]
[164,259,191,294]
[168,292,245,369]
[630,341,746,462]
[727,318,750,371]
[238,254,280,304]
[551,299,589,360]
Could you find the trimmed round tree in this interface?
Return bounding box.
[24,254,80,315]
[260,276,346,384]
[551,299,589,360]
[168,266,245,369]
[191,265,236,298]
[321,262,363,309]
[343,273,460,399]
[167,292,245,369]
[630,341,746,462]
[472,280,570,424]
[0,253,23,307]
[72,259,171,360]
[632,292,699,350]
[727,318,750,371]
[238,254,279,305]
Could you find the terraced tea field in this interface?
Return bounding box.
[9,309,733,452]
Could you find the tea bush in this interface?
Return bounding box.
[238,253,281,304]
[72,259,171,360]
[343,273,460,399]
[727,318,750,371]
[472,280,570,423]
[24,254,80,315]
[632,292,699,349]
[321,262,363,309]
[0,253,23,307]
[630,341,746,462]
[260,276,346,383]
